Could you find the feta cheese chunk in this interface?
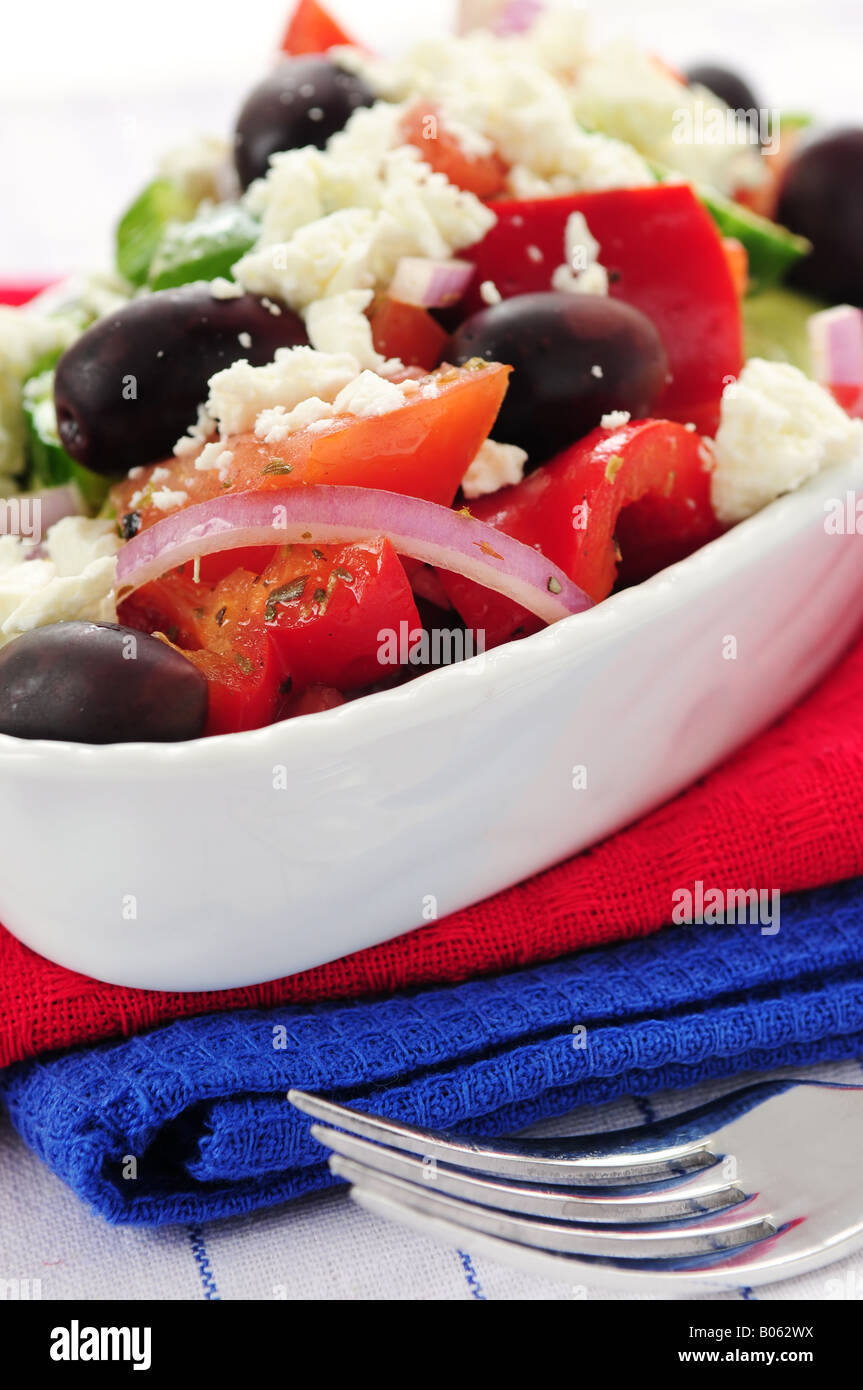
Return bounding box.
[305,289,399,374]
[462,439,527,498]
[711,359,863,522]
[0,517,120,648]
[332,371,408,418]
[206,347,362,438]
[551,211,609,296]
[255,397,336,444]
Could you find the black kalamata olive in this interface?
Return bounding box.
[449,293,669,464]
[684,63,760,117]
[234,56,375,189]
[0,622,208,743]
[54,284,307,475]
[778,128,863,306]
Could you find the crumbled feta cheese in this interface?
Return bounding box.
[590,364,604,379]
[255,397,335,444]
[551,211,609,296]
[46,516,121,576]
[205,347,362,437]
[711,359,863,522]
[305,289,399,373]
[174,403,217,457]
[151,488,189,511]
[569,39,765,198]
[237,138,495,312]
[0,517,120,647]
[461,439,527,498]
[343,31,653,197]
[600,411,631,430]
[479,280,502,306]
[238,331,252,349]
[210,277,245,300]
[332,371,407,418]
[195,443,235,474]
[526,244,544,264]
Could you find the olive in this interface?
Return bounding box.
[449,293,669,463]
[0,622,208,744]
[684,63,760,117]
[234,56,375,189]
[777,129,863,306]
[54,284,307,475]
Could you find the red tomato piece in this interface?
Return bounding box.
[264,538,420,691]
[111,361,511,524]
[280,0,359,55]
[122,568,282,735]
[461,183,743,436]
[370,297,449,371]
[400,102,508,199]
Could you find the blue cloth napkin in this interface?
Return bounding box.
[2,878,863,1226]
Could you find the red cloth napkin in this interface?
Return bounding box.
[3,629,863,1069]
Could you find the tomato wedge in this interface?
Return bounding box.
[280,0,360,55]
[264,538,420,691]
[400,102,508,199]
[111,361,510,528]
[462,184,743,436]
[122,568,282,735]
[370,297,449,371]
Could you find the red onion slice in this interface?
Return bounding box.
[116,485,591,625]
[389,257,475,309]
[809,305,863,416]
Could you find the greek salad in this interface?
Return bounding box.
[1,0,862,743]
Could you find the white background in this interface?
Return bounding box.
[1,0,862,276]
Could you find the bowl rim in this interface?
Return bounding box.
[1,452,859,767]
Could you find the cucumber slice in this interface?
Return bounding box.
[698,187,811,294]
[742,287,825,373]
[115,179,196,287]
[22,371,108,510]
[148,203,259,292]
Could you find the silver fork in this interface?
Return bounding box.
[289,1079,863,1294]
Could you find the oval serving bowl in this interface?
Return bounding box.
[1,454,862,991]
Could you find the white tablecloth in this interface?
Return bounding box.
[3,1058,862,1301]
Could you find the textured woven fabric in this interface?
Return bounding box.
[3,629,863,1068]
[2,633,863,1068]
[2,878,862,1226]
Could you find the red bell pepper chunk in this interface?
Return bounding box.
[264,538,421,692]
[280,0,359,55]
[442,419,721,624]
[462,183,743,436]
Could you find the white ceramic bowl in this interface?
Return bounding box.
[1,455,862,990]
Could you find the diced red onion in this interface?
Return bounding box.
[808,304,863,416]
[455,0,545,36]
[116,485,591,626]
[389,257,475,309]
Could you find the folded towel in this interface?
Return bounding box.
[2,877,862,1226]
[3,628,863,1070]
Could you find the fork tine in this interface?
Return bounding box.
[312,1124,747,1224]
[289,1090,718,1187]
[329,1155,776,1260]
